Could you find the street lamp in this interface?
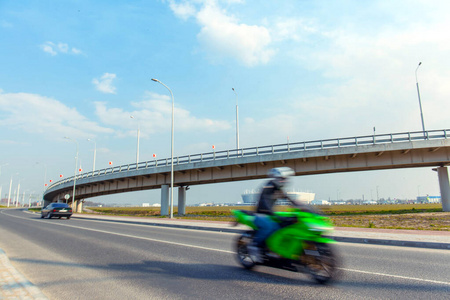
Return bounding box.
[15,178,25,207]
[7,176,12,207]
[130,116,140,168]
[28,191,35,208]
[151,78,175,219]
[64,137,79,207]
[36,162,47,206]
[7,173,18,208]
[87,138,97,175]
[0,163,8,207]
[415,62,426,134]
[21,190,25,207]
[232,88,240,150]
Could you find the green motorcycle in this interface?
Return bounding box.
[232,206,339,284]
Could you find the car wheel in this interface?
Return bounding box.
[67,216,71,219]
[46,213,52,219]
[40,214,44,219]
[58,216,62,219]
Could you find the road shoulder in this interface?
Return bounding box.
[0,248,48,300]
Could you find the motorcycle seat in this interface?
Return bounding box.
[278,216,297,227]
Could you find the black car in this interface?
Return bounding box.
[41,203,72,219]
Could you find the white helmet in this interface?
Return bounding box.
[267,167,294,188]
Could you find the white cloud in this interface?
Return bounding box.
[71,48,82,55]
[39,41,83,56]
[1,20,13,28]
[0,91,114,139]
[247,2,450,139]
[92,73,117,94]
[94,91,230,137]
[57,43,69,53]
[40,42,58,56]
[170,1,275,66]
[0,139,21,145]
[169,0,196,20]
[272,18,318,42]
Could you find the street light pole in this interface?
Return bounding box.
[130,116,140,168]
[0,163,8,207]
[87,138,97,175]
[38,163,47,206]
[0,163,7,204]
[7,175,13,207]
[16,180,22,207]
[28,191,34,208]
[232,88,240,150]
[64,137,79,207]
[415,62,426,134]
[151,78,174,219]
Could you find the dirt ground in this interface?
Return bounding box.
[330,212,450,230]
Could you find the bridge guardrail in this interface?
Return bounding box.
[45,129,449,191]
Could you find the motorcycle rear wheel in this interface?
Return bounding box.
[235,234,257,269]
[303,243,338,284]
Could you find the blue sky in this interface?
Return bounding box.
[1,0,449,205]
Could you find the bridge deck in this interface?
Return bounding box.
[44,129,450,203]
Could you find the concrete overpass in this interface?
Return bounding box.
[44,129,450,213]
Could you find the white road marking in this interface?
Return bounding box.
[3,209,450,285]
[338,267,450,285]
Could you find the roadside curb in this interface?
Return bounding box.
[0,248,48,300]
[330,236,450,250]
[76,215,243,233]
[72,215,450,250]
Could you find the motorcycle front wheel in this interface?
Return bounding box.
[303,243,338,284]
[235,233,257,270]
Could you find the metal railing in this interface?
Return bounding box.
[45,129,449,192]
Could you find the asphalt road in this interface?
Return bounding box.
[1,209,449,300]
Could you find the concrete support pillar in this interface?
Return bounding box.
[178,186,186,216]
[437,167,450,212]
[161,184,169,216]
[75,200,83,213]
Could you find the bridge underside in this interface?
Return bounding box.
[44,138,450,213]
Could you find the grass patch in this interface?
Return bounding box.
[87,203,443,216]
[316,203,443,215]
[85,203,449,231]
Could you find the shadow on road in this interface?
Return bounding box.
[11,256,450,295]
[12,256,326,287]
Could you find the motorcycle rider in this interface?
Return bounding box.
[248,167,296,263]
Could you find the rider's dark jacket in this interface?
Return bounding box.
[256,180,287,215]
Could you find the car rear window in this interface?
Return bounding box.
[52,203,69,208]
